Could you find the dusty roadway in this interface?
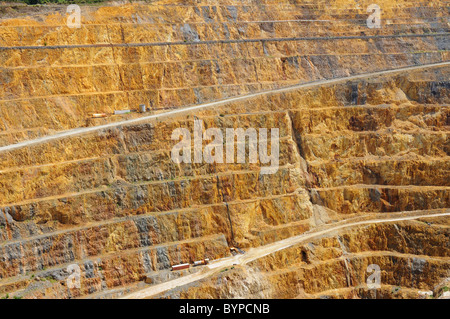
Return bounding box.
[121,209,450,299]
[0,61,449,154]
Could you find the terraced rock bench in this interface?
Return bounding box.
[150,216,449,299]
[0,61,448,299]
[0,0,448,145]
[0,0,448,299]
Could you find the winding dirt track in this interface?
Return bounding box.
[0,61,448,154]
[121,210,450,299]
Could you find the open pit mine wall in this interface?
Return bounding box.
[0,63,448,298]
[0,0,449,145]
[153,217,450,299]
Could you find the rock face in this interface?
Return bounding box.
[0,0,449,145]
[0,1,449,299]
[154,219,450,299]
